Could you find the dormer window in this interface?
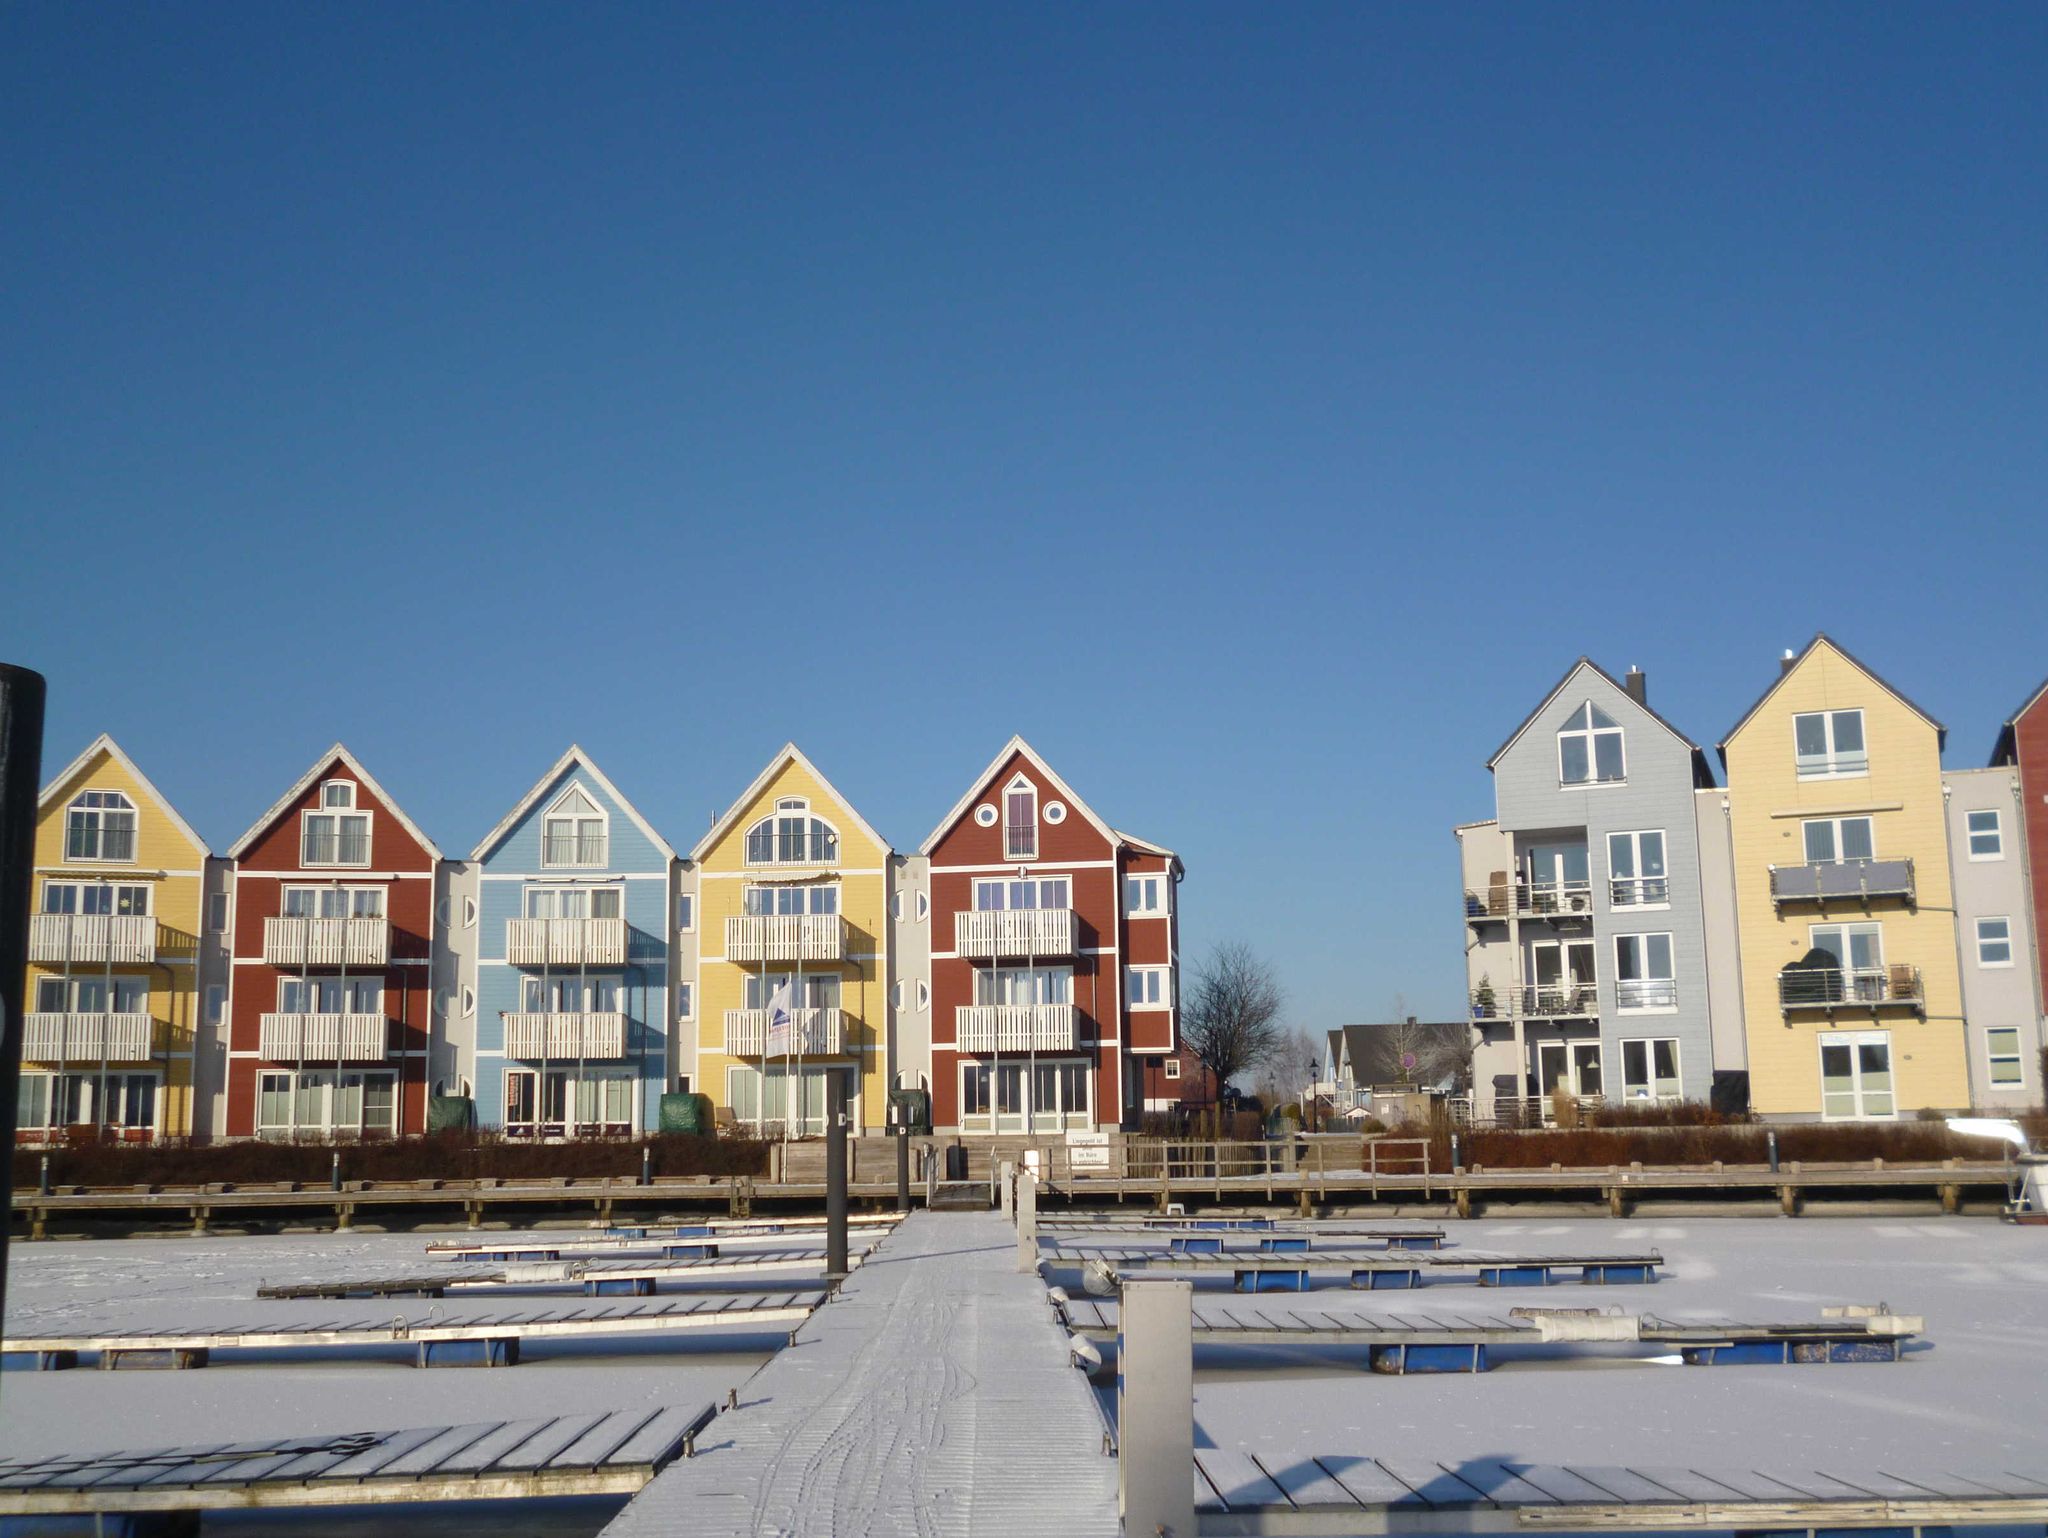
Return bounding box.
[542,785,608,868]
[320,781,356,809]
[1793,709,1867,779]
[1558,703,1625,786]
[1003,775,1038,860]
[744,797,838,865]
[65,791,137,862]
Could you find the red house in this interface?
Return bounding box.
[920,738,1186,1133]
[1992,679,2048,1006]
[224,746,441,1138]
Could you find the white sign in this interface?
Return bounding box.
[1067,1130,1112,1171]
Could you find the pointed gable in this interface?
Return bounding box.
[38,733,209,861]
[470,745,675,871]
[1489,658,1714,788]
[1719,634,1946,765]
[689,743,890,866]
[919,736,1122,858]
[227,744,441,867]
[1990,675,2048,767]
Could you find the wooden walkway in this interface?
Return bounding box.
[0,1406,715,1518]
[258,1247,860,1299]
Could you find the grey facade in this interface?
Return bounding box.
[1457,660,1722,1117]
[1942,765,2043,1109]
[887,852,932,1099]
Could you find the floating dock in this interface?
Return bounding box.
[258,1247,868,1299]
[1066,1246,1663,1290]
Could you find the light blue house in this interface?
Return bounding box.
[469,746,678,1136]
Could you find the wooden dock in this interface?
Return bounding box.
[257,1246,863,1299]
[1067,1246,1664,1290]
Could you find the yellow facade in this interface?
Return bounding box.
[23,737,209,1140]
[1724,640,1969,1117]
[691,747,891,1132]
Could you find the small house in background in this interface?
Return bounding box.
[1323,1017,1472,1122]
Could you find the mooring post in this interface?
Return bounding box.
[330,1151,342,1193]
[38,1155,50,1198]
[1767,1128,1779,1174]
[1015,1170,1038,1273]
[1450,1133,1462,1173]
[1119,1278,1196,1538]
[641,1144,652,1187]
[895,1126,911,1213]
[998,1159,1015,1219]
[825,1072,849,1279]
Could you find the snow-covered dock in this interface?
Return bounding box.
[258,1246,869,1298]
[603,1210,1120,1538]
[1075,1244,1663,1289]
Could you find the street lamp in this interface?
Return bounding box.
[1304,1055,1318,1133]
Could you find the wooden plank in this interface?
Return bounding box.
[601,1406,708,1467]
[1552,1465,1695,1503]
[1443,1460,1564,1505]
[431,1418,560,1475]
[1317,1455,1433,1508]
[1370,1459,1494,1507]
[1251,1451,1362,1510]
[489,1413,616,1471]
[1197,1451,1291,1511]
[1503,1464,1653,1504]
[372,1422,506,1478]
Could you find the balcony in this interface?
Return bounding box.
[1462,882,1595,922]
[1770,859,1916,910]
[503,1011,626,1060]
[724,913,844,964]
[955,1002,1077,1053]
[1615,978,1678,1010]
[1779,966,1924,1015]
[954,908,1077,959]
[723,1007,845,1056]
[506,917,629,967]
[23,1012,154,1063]
[258,1012,388,1062]
[28,913,157,965]
[1471,984,1599,1022]
[1608,876,1672,908]
[263,916,391,967]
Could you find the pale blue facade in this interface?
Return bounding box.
[470,750,674,1134]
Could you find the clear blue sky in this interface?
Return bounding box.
[5,5,2044,1030]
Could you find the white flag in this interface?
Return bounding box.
[764,979,796,1056]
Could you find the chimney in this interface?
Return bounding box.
[1624,667,1648,706]
[1779,648,1797,676]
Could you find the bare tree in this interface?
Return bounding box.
[1181,942,1286,1110]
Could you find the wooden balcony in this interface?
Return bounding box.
[724,913,844,963]
[954,1002,1077,1053]
[503,1011,627,1060]
[722,1007,845,1056]
[953,908,1076,959]
[505,917,629,967]
[263,916,391,967]
[258,1012,388,1062]
[23,1012,154,1063]
[27,913,157,965]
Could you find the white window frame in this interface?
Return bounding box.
[676,892,695,932]
[1003,775,1039,861]
[42,881,151,917]
[1818,1030,1895,1121]
[522,885,624,920]
[1556,702,1626,787]
[1802,815,1876,864]
[1604,829,1669,908]
[1162,1057,1182,1081]
[301,807,372,868]
[64,790,138,864]
[1793,709,1868,780]
[676,983,694,1020]
[1986,1026,2025,1088]
[1966,809,2005,861]
[281,884,386,919]
[1976,917,2014,969]
[207,891,230,932]
[320,780,357,809]
[1618,1036,1683,1103]
[541,785,609,869]
[957,1056,1090,1134]
[205,984,226,1026]
[1125,874,1168,916]
[1613,932,1677,1012]
[971,875,1071,911]
[503,1065,637,1140]
[1127,965,1171,1010]
[743,798,840,867]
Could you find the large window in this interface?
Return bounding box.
[1812,921,1884,975]
[1967,810,2005,860]
[524,886,623,920]
[1613,933,1676,1010]
[1802,817,1875,863]
[1606,830,1667,906]
[972,876,1070,911]
[522,975,621,1013]
[66,791,137,862]
[20,1072,162,1135]
[278,977,382,1014]
[959,1059,1089,1133]
[542,786,608,868]
[1125,875,1167,915]
[1820,1033,1893,1119]
[724,1064,843,1136]
[1620,1038,1682,1102]
[1529,938,1597,1013]
[1987,1027,2024,1088]
[1003,777,1038,860]
[743,883,838,916]
[975,966,1070,1007]
[1525,842,1591,909]
[256,1070,397,1137]
[1557,703,1625,785]
[282,885,385,918]
[505,1067,635,1138]
[301,808,370,867]
[1126,966,1170,1009]
[37,975,148,1013]
[745,972,841,1010]
[1794,709,1867,779]
[42,882,149,916]
[1977,917,2014,968]
[744,798,838,865]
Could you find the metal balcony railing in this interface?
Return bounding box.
[263,915,391,967]
[258,1012,388,1062]
[27,913,157,964]
[1462,881,1595,921]
[505,917,629,967]
[1472,983,1600,1020]
[954,1002,1077,1053]
[725,912,844,963]
[1615,978,1678,1010]
[23,1012,154,1063]
[1608,876,1672,907]
[503,1011,626,1060]
[1780,966,1924,1012]
[1769,858,1916,908]
[722,1007,845,1056]
[954,908,1076,959]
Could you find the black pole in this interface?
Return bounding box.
[1767,1127,1780,1174]
[640,1143,652,1187]
[330,1149,342,1192]
[824,1071,848,1277]
[38,1153,50,1197]
[895,1125,911,1213]
[0,664,49,1324]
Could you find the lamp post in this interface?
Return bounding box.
[1303,1055,1316,1134]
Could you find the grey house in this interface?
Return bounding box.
[1456,660,1722,1119]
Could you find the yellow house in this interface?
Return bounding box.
[22,735,211,1142]
[1721,637,1969,1119]
[688,745,892,1132]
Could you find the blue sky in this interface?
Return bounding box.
[5,5,2045,1029]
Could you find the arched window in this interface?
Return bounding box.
[744,797,839,865]
[1557,703,1625,786]
[1002,775,1038,860]
[543,785,608,867]
[66,790,137,862]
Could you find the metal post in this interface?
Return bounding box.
[38,1154,50,1198]
[895,1125,911,1213]
[825,1070,848,1278]
[1450,1132,1462,1172]
[998,1158,1015,1219]
[330,1149,342,1192]
[1015,1169,1037,1273]
[1118,1278,1195,1538]
[0,663,49,1327]
[641,1143,652,1186]
[1767,1128,1780,1174]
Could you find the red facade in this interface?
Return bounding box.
[224,750,438,1138]
[925,742,1186,1132]
[1999,687,2048,1006]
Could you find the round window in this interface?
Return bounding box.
[974,804,998,827]
[1044,801,1067,825]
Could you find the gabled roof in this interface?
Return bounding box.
[1488,657,1715,788]
[1112,828,1184,873]
[1990,675,2048,767]
[228,744,443,861]
[917,735,1122,856]
[689,743,890,864]
[39,733,210,858]
[471,745,677,864]
[1717,633,1947,765]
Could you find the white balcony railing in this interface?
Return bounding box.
[258,1012,388,1062]
[263,915,391,967]
[505,917,629,967]
[503,1011,627,1060]
[723,1007,845,1056]
[724,913,844,963]
[1461,882,1596,921]
[955,1002,1077,1053]
[23,1012,155,1063]
[27,913,157,965]
[953,908,1077,959]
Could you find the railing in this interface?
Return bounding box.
[954,908,1076,958]
[1780,966,1924,1011]
[1462,881,1595,920]
[955,1002,1077,1053]
[505,917,629,966]
[722,1007,844,1056]
[1477,1093,1608,1128]
[1615,978,1678,1010]
[23,1012,154,1063]
[1471,983,1599,1020]
[1608,876,1671,907]
[27,913,157,964]
[725,912,844,963]
[541,833,608,868]
[258,1012,387,1062]
[1797,751,1870,780]
[263,915,390,967]
[1770,858,1916,907]
[503,1011,626,1059]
